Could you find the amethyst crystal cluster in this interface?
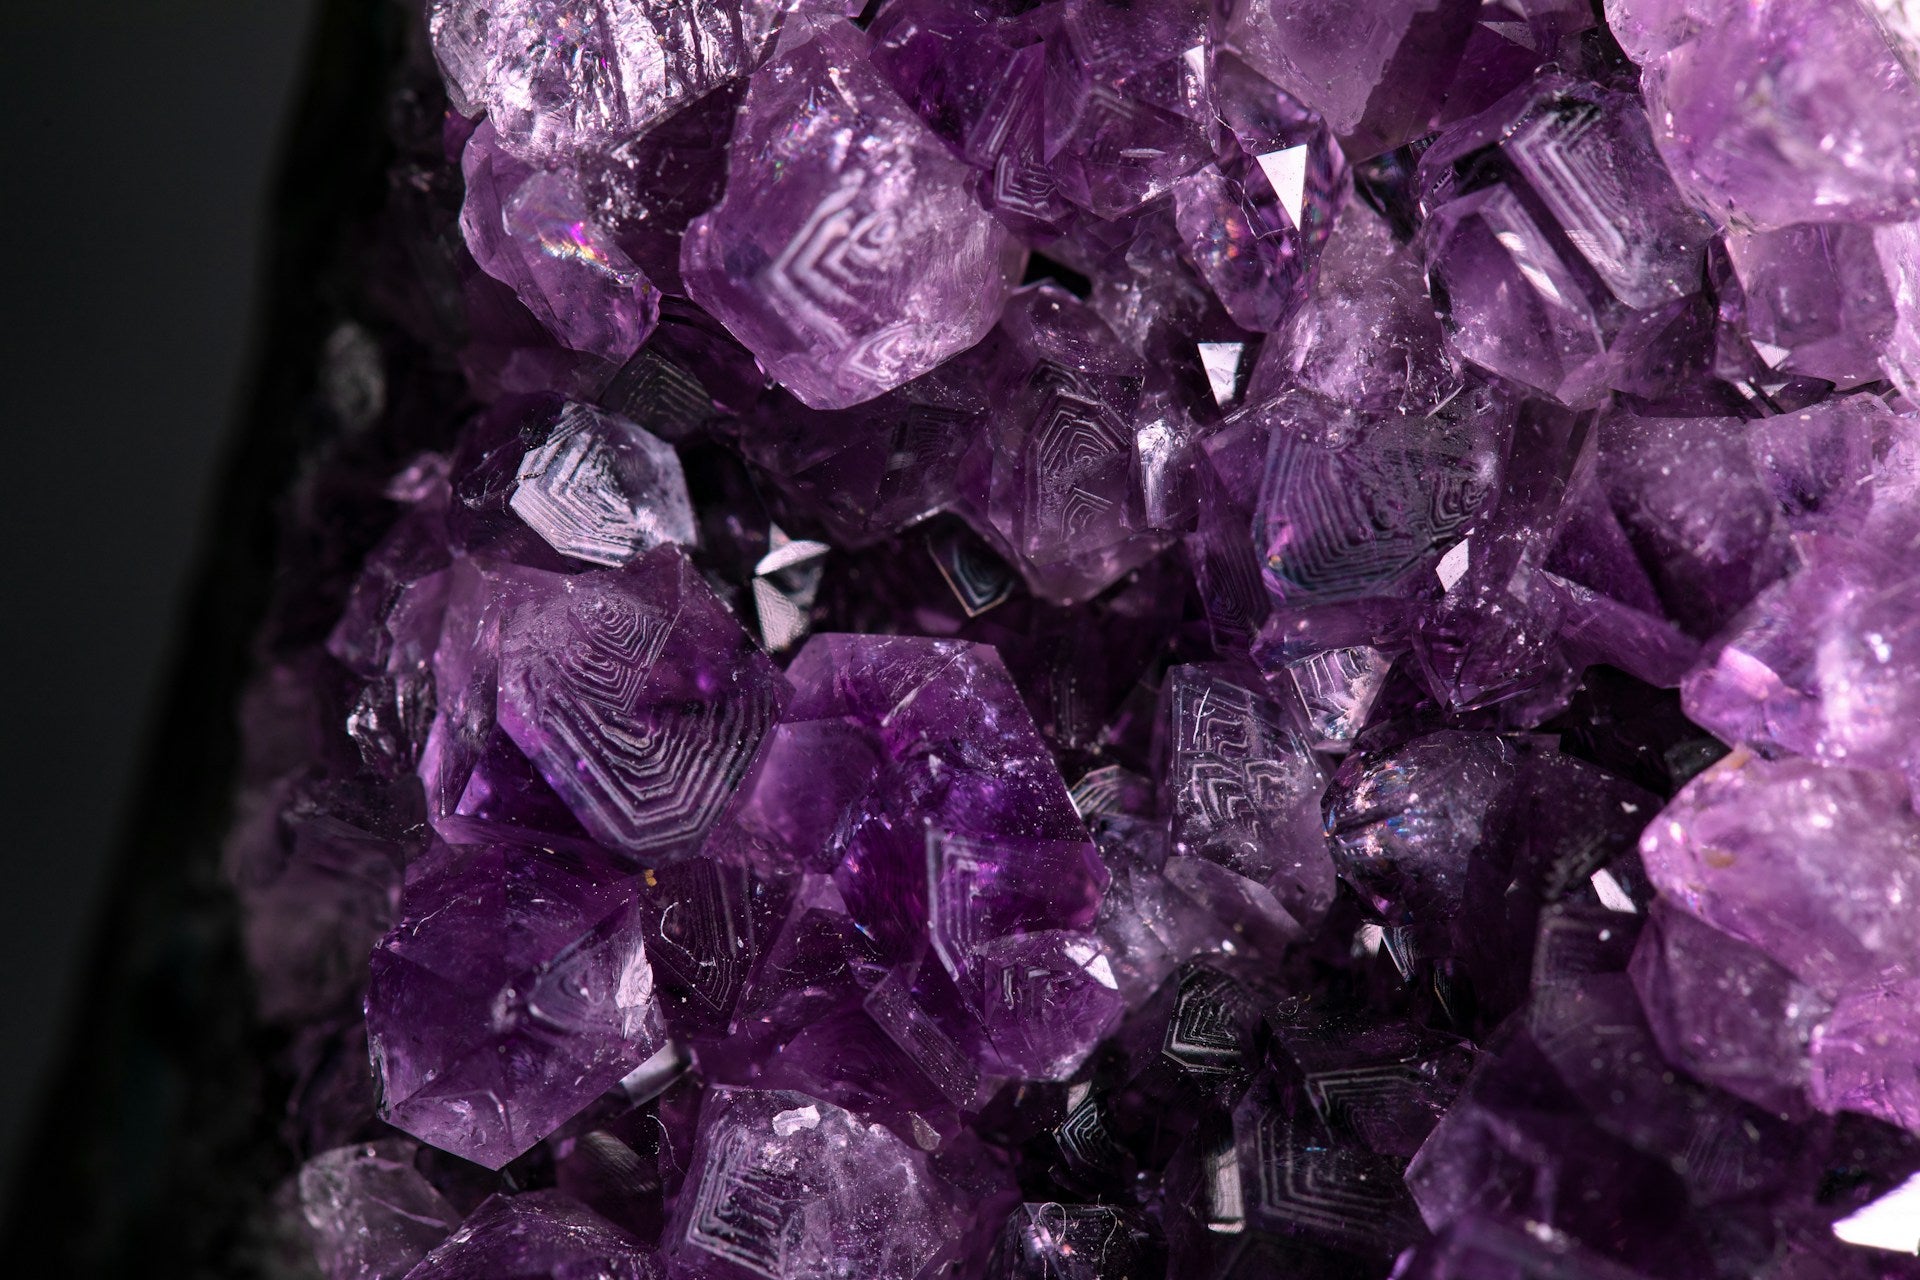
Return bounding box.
[230,0,1920,1276]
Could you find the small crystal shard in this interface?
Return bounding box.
[681,19,1025,409]
[511,402,695,566]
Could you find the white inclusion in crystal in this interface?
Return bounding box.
[1834,1170,1920,1253]
[1256,145,1311,230]
[771,1105,821,1136]
[1436,538,1472,591]
[1589,867,1639,914]
[1198,342,1245,406]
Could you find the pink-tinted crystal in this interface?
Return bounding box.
[429,0,770,160]
[681,19,1025,409]
[1639,752,1920,996]
[460,122,661,363]
[1640,0,1920,229]
[366,839,666,1168]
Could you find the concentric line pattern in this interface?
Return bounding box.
[686,1126,807,1279]
[1022,362,1133,555]
[1163,966,1257,1077]
[1259,418,1497,602]
[504,580,778,859]
[644,859,754,1018]
[863,967,981,1105]
[766,180,898,349]
[1169,668,1317,856]
[1054,1096,1130,1176]
[1245,1102,1420,1250]
[927,829,996,979]
[511,404,693,566]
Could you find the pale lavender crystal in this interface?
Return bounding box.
[510,402,695,566]
[405,1190,659,1279]
[1249,200,1461,417]
[1880,218,1920,402]
[1811,976,1920,1134]
[665,1089,969,1280]
[298,1139,460,1280]
[1164,664,1336,930]
[366,840,667,1168]
[681,19,1024,409]
[1219,0,1477,156]
[1281,644,1394,751]
[969,286,1165,604]
[1726,223,1899,388]
[1641,0,1920,229]
[461,122,660,363]
[429,0,771,160]
[1171,54,1347,333]
[490,549,785,862]
[1629,900,1829,1118]
[1418,71,1715,407]
[1639,752,1920,996]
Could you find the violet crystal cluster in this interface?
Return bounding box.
[226,0,1920,1277]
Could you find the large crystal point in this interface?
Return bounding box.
[1220,0,1479,157]
[682,19,1025,409]
[366,839,667,1168]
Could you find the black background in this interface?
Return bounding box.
[0,1,318,1200]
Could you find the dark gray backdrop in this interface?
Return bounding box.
[0,0,319,1199]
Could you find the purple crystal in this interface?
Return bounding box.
[1418,71,1715,407]
[1640,0,1920,229]
[681,19,1025,409]
[404,1190,658,1278]
[485,549,786,863]
[965,285,1166,603]
[1726,223,1900,388]
[460,121,661,363]
[1163,663,1335,930]
[428,0,770,161]
[665,1088,976,1280]
[1172,53,1347,333]
[1249,200,1462,416]
[1219,0,1478,157]
[1630,900,1830,1117]
[298,1139,461,1280]
[365,839,666,1168]
[1812,976,1920,1133]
